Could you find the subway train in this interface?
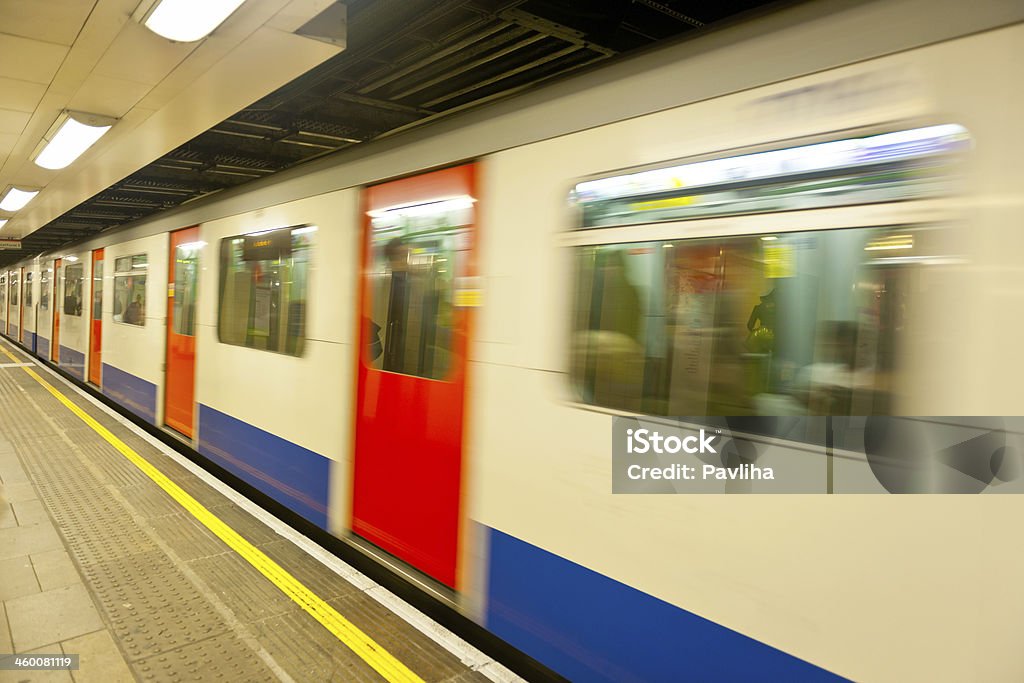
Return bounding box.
[3,0,1024,680]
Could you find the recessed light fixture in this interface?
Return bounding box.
[34,111,116,170]
[0,187,40,212]
[142,0,249,42]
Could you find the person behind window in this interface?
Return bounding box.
[367,318,383,362]
[124,294,144,325]
[745,288,776,353]
[381,238,411,373]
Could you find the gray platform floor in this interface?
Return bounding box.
[0,340,498,683]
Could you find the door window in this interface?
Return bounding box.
[365,199,471,380]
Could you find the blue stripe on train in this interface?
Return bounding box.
[101,363,157,424]
[59,345,85,381]
[37,336,50,361]
[485,527,847,683]
[197,404,330,530]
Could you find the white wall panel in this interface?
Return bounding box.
[194,189,360,464]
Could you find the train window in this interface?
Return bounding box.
[113,254,147,326]
[570,227,919,416]
[365,198,471,380]
[63,264,83,316]
[92,261,102,321]
[40,270,49,310]
[25,272,32,308]
[0,275,5,312]
[571,124,968,229]
[217,225,313,356]
[173,241,200,336]
[10,272,18,307]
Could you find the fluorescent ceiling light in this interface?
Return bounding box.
[34,112,116,170]
[0,188,39,212]
[144,0,248,42]
[0,219,6,229]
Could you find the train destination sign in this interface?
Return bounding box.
[243,229,291,261]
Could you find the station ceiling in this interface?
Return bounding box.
[0,0,779,267]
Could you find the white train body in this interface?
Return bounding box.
[5,1,1024,680]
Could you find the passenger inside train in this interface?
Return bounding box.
[569,227,906,417]
[369,223,458,379]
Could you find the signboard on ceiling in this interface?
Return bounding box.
[0,239,21,250]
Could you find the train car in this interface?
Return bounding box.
[3,0,1024,680]
[192,195,354,530]
[100,234,169,423]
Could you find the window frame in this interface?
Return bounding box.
[112,253,148,327]
[216,224,315,358]
[562,204,944,419]
[62,262,84,317]
[361,203,472,383]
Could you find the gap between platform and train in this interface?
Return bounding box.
[0,339,513,683]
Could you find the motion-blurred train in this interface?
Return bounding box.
[3,0,1023,680]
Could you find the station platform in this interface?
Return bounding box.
[0,338,516,683]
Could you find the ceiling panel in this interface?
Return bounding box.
[92,20,196,87]
[0,108,31,135]
[0,33,69,84]
[69,72,153,116]
[0,77,47,113]
[0,0,98,46]
[0,132,17,157]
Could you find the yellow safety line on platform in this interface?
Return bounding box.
[0,343,425,683]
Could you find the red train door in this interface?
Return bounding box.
[51,259,61,362]
[165,226,200,436]
[89,249,103,385]
[352,164,478,588]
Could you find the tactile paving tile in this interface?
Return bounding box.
[188,552,298,623]
[77,439,151,487]
[119,482,190,519]
[326,591,487,682]
[259,540,363,601]
[144,513,229,562]
[133,631,280,683]
[0,366,280,680]
[0,358,495,683]
[250,610,383,683]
